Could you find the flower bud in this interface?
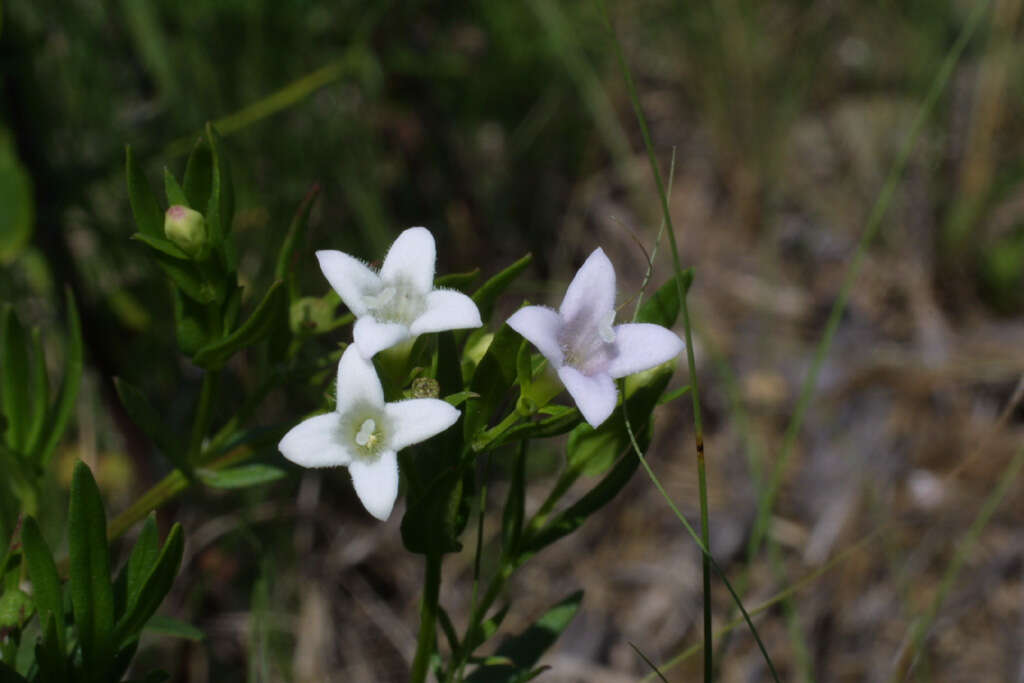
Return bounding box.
[164,205,206,257]
[289,296,336,334]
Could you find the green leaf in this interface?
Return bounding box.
[162,167,188,207]
[34,614,68,683]
[182,138,213,212]
[33,289,83,465]
[464,323,521,443]
[274,185,321,282]
[143,614,204,641]
[502,443,526,555]
[123,516,161,615]
[125,146,163,239]
[464,603,510,656]
[193,281,286,369]
[0,129,34,265]
[492,407,580,447]
[113,523,184,648]
[68,461,115,680]
[472,253,532,323]
[114,379,184,469]
[204,124,234,252]
[20,517,64,653]
[171,288,212,355]
[196,465,286,489]
[435,268,481,293]
[635,269,693,327]
[1,307,30,450]
[0,662,28,683]
[465,591,583,683]
[0,588,30,629]
[24,328,49,456]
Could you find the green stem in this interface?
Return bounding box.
[187,369,221,464]
[411,552,443,683]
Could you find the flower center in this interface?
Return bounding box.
[560,310,617,376]
[364,279,426,325]
[341,407,390,459]
[355,418,379,448]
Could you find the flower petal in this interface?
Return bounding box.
[605,323,685,378]
[558,248,616,329]
[409,289,483,336]
[381,227,435,294]
[385,398,460,452]
[353,317,411,359]
[316,250,380,317]
[506,305,564,367]
[336,345,385,413]
[349,450,399,521]
[557,366,618,428]
[278,413,351,468]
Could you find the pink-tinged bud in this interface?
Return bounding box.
[164,205,206,256]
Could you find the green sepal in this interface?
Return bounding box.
[112,523,184,649]
[274,185,321,283]
[162,167,188,208]
[0,306,29,451]
[114,379,185,470]
[192,281,287,369]
[20,517,64,654]
[68,461,115,681]
[472,253,532,323]
[196,465,286,489]
[32,289,83,465]
[125,145,163,239]
[130,233,189,260]
[182,137,213,213]
[464,591,582,683]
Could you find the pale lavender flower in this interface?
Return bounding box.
[507,248,684,428]
[278,346,459,520]
[316,227,482,359]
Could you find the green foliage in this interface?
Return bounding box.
[0,128,34,265]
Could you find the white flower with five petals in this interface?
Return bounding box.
[317,227,482,359]
[507,248,684,428]
[278,345,460,520]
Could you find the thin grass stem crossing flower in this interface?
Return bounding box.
[278,346,460,520]
[507,247,684,428]
[316,227,482,358]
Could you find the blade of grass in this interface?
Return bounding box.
[746,0,995,565]
[599,3,714,678]
[889,446,1024,682]
[629,642,669,683]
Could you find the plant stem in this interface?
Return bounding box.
[411,552,443,683]
[187,369,220,465]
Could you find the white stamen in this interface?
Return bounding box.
[598,311,616,343]
[355,419,376,447]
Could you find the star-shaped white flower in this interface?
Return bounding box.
[316,227,482,359]
[507,247,685,428]
[278,346,460,520]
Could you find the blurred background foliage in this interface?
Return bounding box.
[2,0,1024,680]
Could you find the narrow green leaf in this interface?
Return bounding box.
[0,129,34,265]
[0,307,29,450]
[182,138,213,212]
[68,461,115,679]
[34,289,83,465]
[24,329,49,456]
[124,516,161,614]
[125,146,163,238]
[113,523,184,648]
[492,407,580,447]
[464,323,521,443]
[502,443,526,555]
[153,252,218,303]
[144,614,204,641]
[515,340,532,388]
[162,167,188,207]
[171,288,212,355]
[114,379,184,469]
[465,592,583,682]
[465,603,510,656]
[20,517,64,653]
[192,281,287,369]
[205,123,234,248]
[34,613,68,683]
[438,607,461,653]
[130,233,188,260]
[472,253,532,322]
[635,269,693,328]
[435,268,481,293]
[196,465,286,489]
[274,185,321,282]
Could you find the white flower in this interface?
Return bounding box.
[278,346,460,520]
[316,227,482,359]
[507,248,684,428]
